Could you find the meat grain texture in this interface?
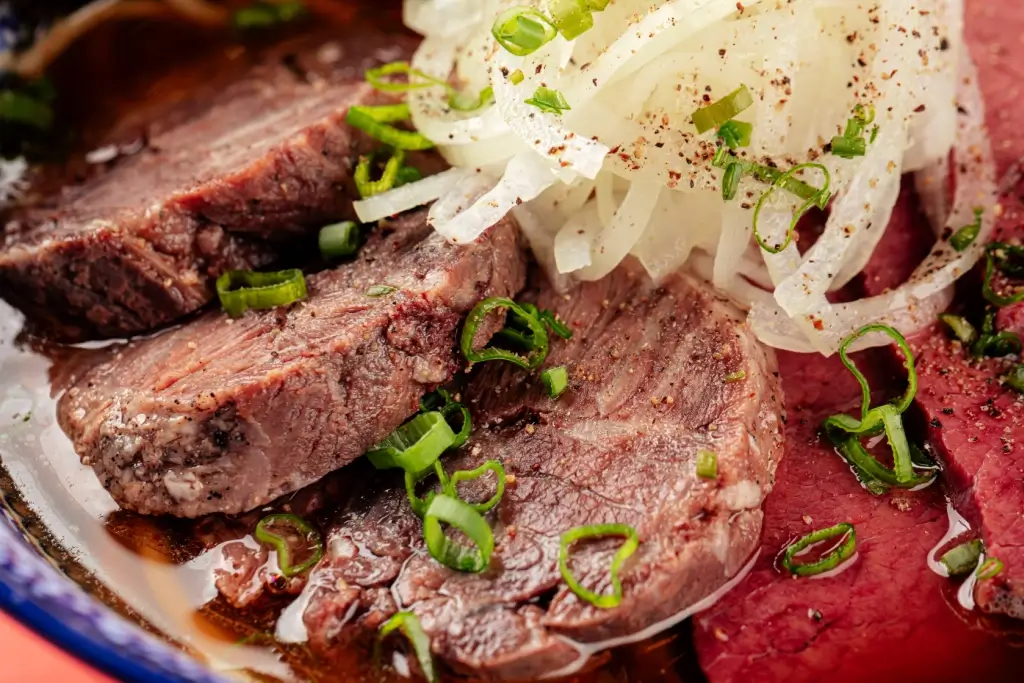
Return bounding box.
[0,31,429,340]
[57,210,526,517]
[250,263,785,680]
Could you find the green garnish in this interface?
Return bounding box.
[491,7,558,56]
[559,524,640,608]
[446,461,506,513]
[367,412,456,473]
[752,162,832,254]
[216,269,307,317]
[716,120,752,150]
[366,284,398,297]
[318,221,360,259]
[254,513,323,578]
[949,208,983,252]
[940,539,982,576]
[375,612,436,682]
[524,86,571,115]
[782,523,857,577]
[423,494,494,572]
[346,104,434,150]
[461,297,550,370]
[691,85,753,135]
[542,366,569,398]
[696,450,718,479]
[938,313,978,345]
[977,557,1004,580]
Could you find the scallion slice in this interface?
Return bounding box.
[318,221,360,259]
[724,370,746,382]
[716,120,752,150]
[977,557,1004,580]
[524,86,571,115]
[950,208,983,252]
[542,311,572,339]
[752,162,832,254]
[830,135,866,158]
[367,412,456,473]
[559,524,639,609]
[713,147,827,202]
[355,150,405,198]
[375,612,436,683]
[549,0,594,40]
[938,313,978,345]
[722,162,742,201]
[232,0,305,29]
[446,461,506,513]
[823,325,933,491]
[254,513,323,578]
[405,461,450,519]
[696,450,717,479]
[423,494,494,572]
[366,284,398,297]
[216,269,307,318]
[542,366,569,398]
[365,62,493,112]
[782,523,856,577]
[691,85,753,134]
[491,7,557,57]
[1005,364,1024,393]
[0,90,54,130]
[509,69,525,85]
[983,242,1024,306]
[461,297,550,370]
[395,165,422,186]
[940,539,982,576]
[419,388,471,448]
[346,104,434,151]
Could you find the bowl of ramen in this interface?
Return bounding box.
[2,0,1024,681]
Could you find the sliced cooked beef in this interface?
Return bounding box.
[0,31,429,341]
[854,1,1024,622]
[55,209,527,518]
[229,262,784,680]
[694,350,1024,683]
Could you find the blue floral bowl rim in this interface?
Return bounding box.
[0,508,228,683]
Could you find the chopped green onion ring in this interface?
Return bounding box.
[375,612,437,683]
[254,513,323,578]
[216,269,307,318]
[938,313,978,345]
[983,242,1024,307]
[782,523,856,577]
[446,460,506,513]
[367,412,456,473]
[973,331,1022,358]
[509,69,525,85]
[346,104,434,150]
[950,208,983,252]
[491,7,558,57]
[525,86,571,115]
[355,149,405,198]
[724,370,746,382]
[461,297,550,370]
[839,324,917,418]
[543,366,569,398]
[940,539,982,576]
[319,221,360,259]
[419,388,471,448]
[365,61,493,112]
[539,309,573,339]
[696,450,717,479]
[977,557,1004,580]
[0,90,55,130]
[423,494,494,573]
[691,85,753,134]
[405,461,450,518]
[752,162,832,254]
[559,524,640,609]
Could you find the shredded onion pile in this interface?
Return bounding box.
[355,0,997,355]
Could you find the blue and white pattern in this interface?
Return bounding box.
[0,2,19,56]
[0,510,228,683]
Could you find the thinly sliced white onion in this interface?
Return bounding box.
[398,0,969,354]
[353,168,478,223]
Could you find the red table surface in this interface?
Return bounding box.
[0,612,113,682]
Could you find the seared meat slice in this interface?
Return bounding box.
[256,262,784,680]
[0,31,431,341]
[56,209,527,517]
